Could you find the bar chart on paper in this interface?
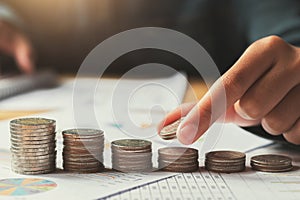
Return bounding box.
[105,169,300,200]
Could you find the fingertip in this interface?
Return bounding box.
[261,118,279,135]
[176,123,199,145]
[156,118,166,133]
[234,101,254,120]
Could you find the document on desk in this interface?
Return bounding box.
[0,73,185,199]
[104,127,300,200]
[0,72,278,199]
[106,167,300,200]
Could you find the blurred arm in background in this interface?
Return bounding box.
[0,3,34,74]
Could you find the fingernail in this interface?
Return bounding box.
[261,119,276,134]
[234,103,253,120]
[177,124,198,145]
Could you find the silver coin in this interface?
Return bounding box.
[250,154,292,166]
[12,158,56,165]
[10,128,55,136]
[205,164,245,173]
[205,160,245,166]
[160,135,177,140]
[112,150,152,156]
[111,139,152,150]
[10,118,56,129]
[159,118,184,140]
[11,161,56,169]
[206,151,246,161]
[63,163,103,169]
[63,142,104,148]
[12,168,55,175]
[161,165,199,173]
[63,160,102,166]
[10,138,54,145]
[251,164,293,172]
[10,126,55,132]
[112,158,152,166]
[159,147,198,157]
[112,165,153,172]
[11,150,57,157]
[63,149,103,156]
[12,155,56,163]
[63,145,103,150]
[63,152,103,158]
[64,166,104,173]
[159,159,198,166]
[63,152,102,158]
[62,128,104,137]
[63,135,104,140]
[12,153,56,160]
[11,141,56,149]
[63,156,102,162]
[112,147,151,153]
[10,133,56,141]
[63,138,104,144]
[11,145,56,152]
[250,162,292,169]
[159,155,198,162]
[112,154,152,161]
[112,163,152,169]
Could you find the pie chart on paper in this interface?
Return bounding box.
[0,178,57,196]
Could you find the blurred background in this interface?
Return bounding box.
[0,0,252,76]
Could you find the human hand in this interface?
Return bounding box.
[158,36,300,145]
[0,20,34,73]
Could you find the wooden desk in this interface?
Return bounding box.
[183,78,208,103]
[0,77,207,120]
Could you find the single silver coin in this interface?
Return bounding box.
[111,139,152,150]
[10,118,56,129]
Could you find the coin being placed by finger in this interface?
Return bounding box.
[159,118,184,140]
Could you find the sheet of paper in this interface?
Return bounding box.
[105,144,300,200]
[0,73,185,199]
[0,73,274,199]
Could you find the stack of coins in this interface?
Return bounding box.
[62,129,105,173]
[111,139,152,172]
[205,151,246,173]
[159,118,184,140]
[250,154,293,172]
[10,118,56,175]
[158,147,199,172]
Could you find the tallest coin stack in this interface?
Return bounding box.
[10,118,57,175]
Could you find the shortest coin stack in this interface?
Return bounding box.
[159,118,184,140]
[205,150,246,173]
[158,147,199,172]
[250,154,293,172]
[10,118,56,175]
[62,129,105,173]
[111,139,152,172]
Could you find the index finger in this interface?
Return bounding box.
[177,36,279,144]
